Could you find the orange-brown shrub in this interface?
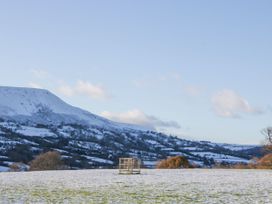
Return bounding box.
[29,151,64,171]
[229,154,272,169]
[256,153,272,169]
[156,156,190,169]
[232,163,252,169]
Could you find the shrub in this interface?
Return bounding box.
[232,163,251,169]
[156,156,190,169]
[230,154,272,169]
[29,151,64,171]
[9,162,29,172]
[256,153,272,169]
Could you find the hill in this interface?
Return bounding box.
[0,86,262,171]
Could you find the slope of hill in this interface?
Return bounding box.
[0,86,261,171]
[0,86,146,131]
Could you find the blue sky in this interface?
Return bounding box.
[0,1,271,144]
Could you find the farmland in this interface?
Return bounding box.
[0,169,272,203]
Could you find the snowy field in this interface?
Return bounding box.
[0,169,272,204]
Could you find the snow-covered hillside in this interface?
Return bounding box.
[0,86,262,171]
[0,86,147,131]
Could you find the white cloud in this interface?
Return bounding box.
[211,89,262,118]
[28,82,43,89]
[101,109,181,130]
[56,80,110,100]
[57,85,74,97]
[75,80,110,100]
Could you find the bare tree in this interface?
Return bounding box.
[262,127,272,151]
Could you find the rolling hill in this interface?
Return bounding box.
[0,86,262,171]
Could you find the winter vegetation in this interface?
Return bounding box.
[228,127,272,170]
[156,156,190,169]
[1,0,272,202]
[29,151,64,171]
[0,87,272,203]
[0,87,263,171]
[1,169,272,203]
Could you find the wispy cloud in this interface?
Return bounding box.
[101,109,181,130]
[57,80,110,100]
[75,80,110,100]
[211,89,262,118]
[28,82,43,89]
[57,84,74,97]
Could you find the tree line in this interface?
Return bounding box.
[8,127,272,171]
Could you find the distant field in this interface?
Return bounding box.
[0,169,272,203]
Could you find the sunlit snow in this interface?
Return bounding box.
[0,169,271,203]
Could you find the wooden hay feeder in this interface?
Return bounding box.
[119,158,141,174]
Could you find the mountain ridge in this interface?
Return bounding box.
[0,86,148,131]
[0,86,262,171]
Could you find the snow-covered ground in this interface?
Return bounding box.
[0,166,9,172]
[0,169,271,203]
[215,143,257,151]
[190,151,250,163]
[16,126,56,137]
